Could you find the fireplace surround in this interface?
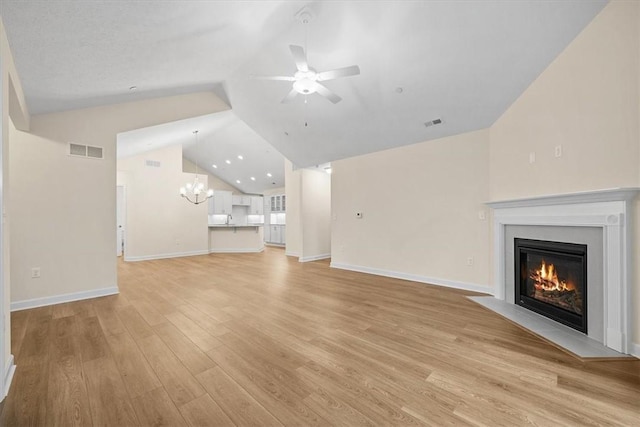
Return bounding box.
[484,188,638,356]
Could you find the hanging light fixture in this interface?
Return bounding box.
[179,130,213,205]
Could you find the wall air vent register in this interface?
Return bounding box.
[69,143,103,159]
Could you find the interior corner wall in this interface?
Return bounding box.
[9,91,228,307]
[488,0,640,343]
[182,158,240,193]
[331,129,491,291]
[1,15,30,399]
[118,145,208,260]
[300,169,331,261]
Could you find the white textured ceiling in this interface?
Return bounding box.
[1,0,608,173]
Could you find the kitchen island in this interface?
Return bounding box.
[208,224,264,253]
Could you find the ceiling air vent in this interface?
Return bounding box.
[69,143,104,159]
[424,118,442,128]
[145,160,161,168]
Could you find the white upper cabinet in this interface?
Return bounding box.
[210,190,233,214]
[250,196,264,215]
[270,194,286,212]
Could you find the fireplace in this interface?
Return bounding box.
[515,238,587,333]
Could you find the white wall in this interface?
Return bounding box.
[117,145,209,261]
[9,91,228,307]
[489,0,640,343]
[301,168,331,261]
[331,129,491,291]
[284,161,332,261]
[284,160,302,256]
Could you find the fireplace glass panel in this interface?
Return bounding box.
[515,239,587,333]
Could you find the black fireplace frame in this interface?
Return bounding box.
[514,238,587,333]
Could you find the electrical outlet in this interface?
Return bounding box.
[478,210,486,220]
[554,145,562,158]
[466,257,474,267]
[31,267,41,278]
[529,152,536,164]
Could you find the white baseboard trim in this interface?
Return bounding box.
[330,262,491,294]
[124,249,209,262]
[3,354,15,400]
[11,286,119,312]
[208,247,265,253]
[299,253,331,263]
[285,251,300,257]
[266,243,286,248]
[631,342,640,359]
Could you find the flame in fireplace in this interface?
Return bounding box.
[531,260,574,292]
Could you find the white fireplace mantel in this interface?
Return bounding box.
[486,188,639,355]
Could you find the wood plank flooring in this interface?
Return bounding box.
[1,247,639,426]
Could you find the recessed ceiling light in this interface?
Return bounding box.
[267,172,272,177]
[250,177,256,181]
[225,160,231,164]
[237,155,243,160]
[212,164,217,169]
[236,179,241,184]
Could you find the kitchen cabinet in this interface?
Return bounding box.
[264,223,271,242]
[232,195,252,206]
[209,190,232,215]
[265,193,286,245]
[250,196,264,215]
[269,225,286,245]
[270,194,286,212]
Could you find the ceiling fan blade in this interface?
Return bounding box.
[289,45,309,72]
[317,65,360,82]
[281,88,298,104]
[315,83,342,104]
[250,75,295,81]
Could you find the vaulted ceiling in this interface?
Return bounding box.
[0,0,607,192]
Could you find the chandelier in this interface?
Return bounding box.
[179,130,213,205]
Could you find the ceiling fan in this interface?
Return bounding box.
[252,45,360,104]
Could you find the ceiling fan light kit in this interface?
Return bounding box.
[255,44,360,104]
[252,7,360,105]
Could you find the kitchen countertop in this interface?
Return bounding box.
[208,224,263,228]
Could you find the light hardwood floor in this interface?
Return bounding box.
[1,247,638,426]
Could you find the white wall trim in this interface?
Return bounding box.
[10,286,119,312]
[124,249,208,262]
[2,354,15,401]
[208,247,264,254]
[631,342,640,359]
[487,187,640,354]
[330,262,491,294]
[299,253,331,263]
[285,251,300,257]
